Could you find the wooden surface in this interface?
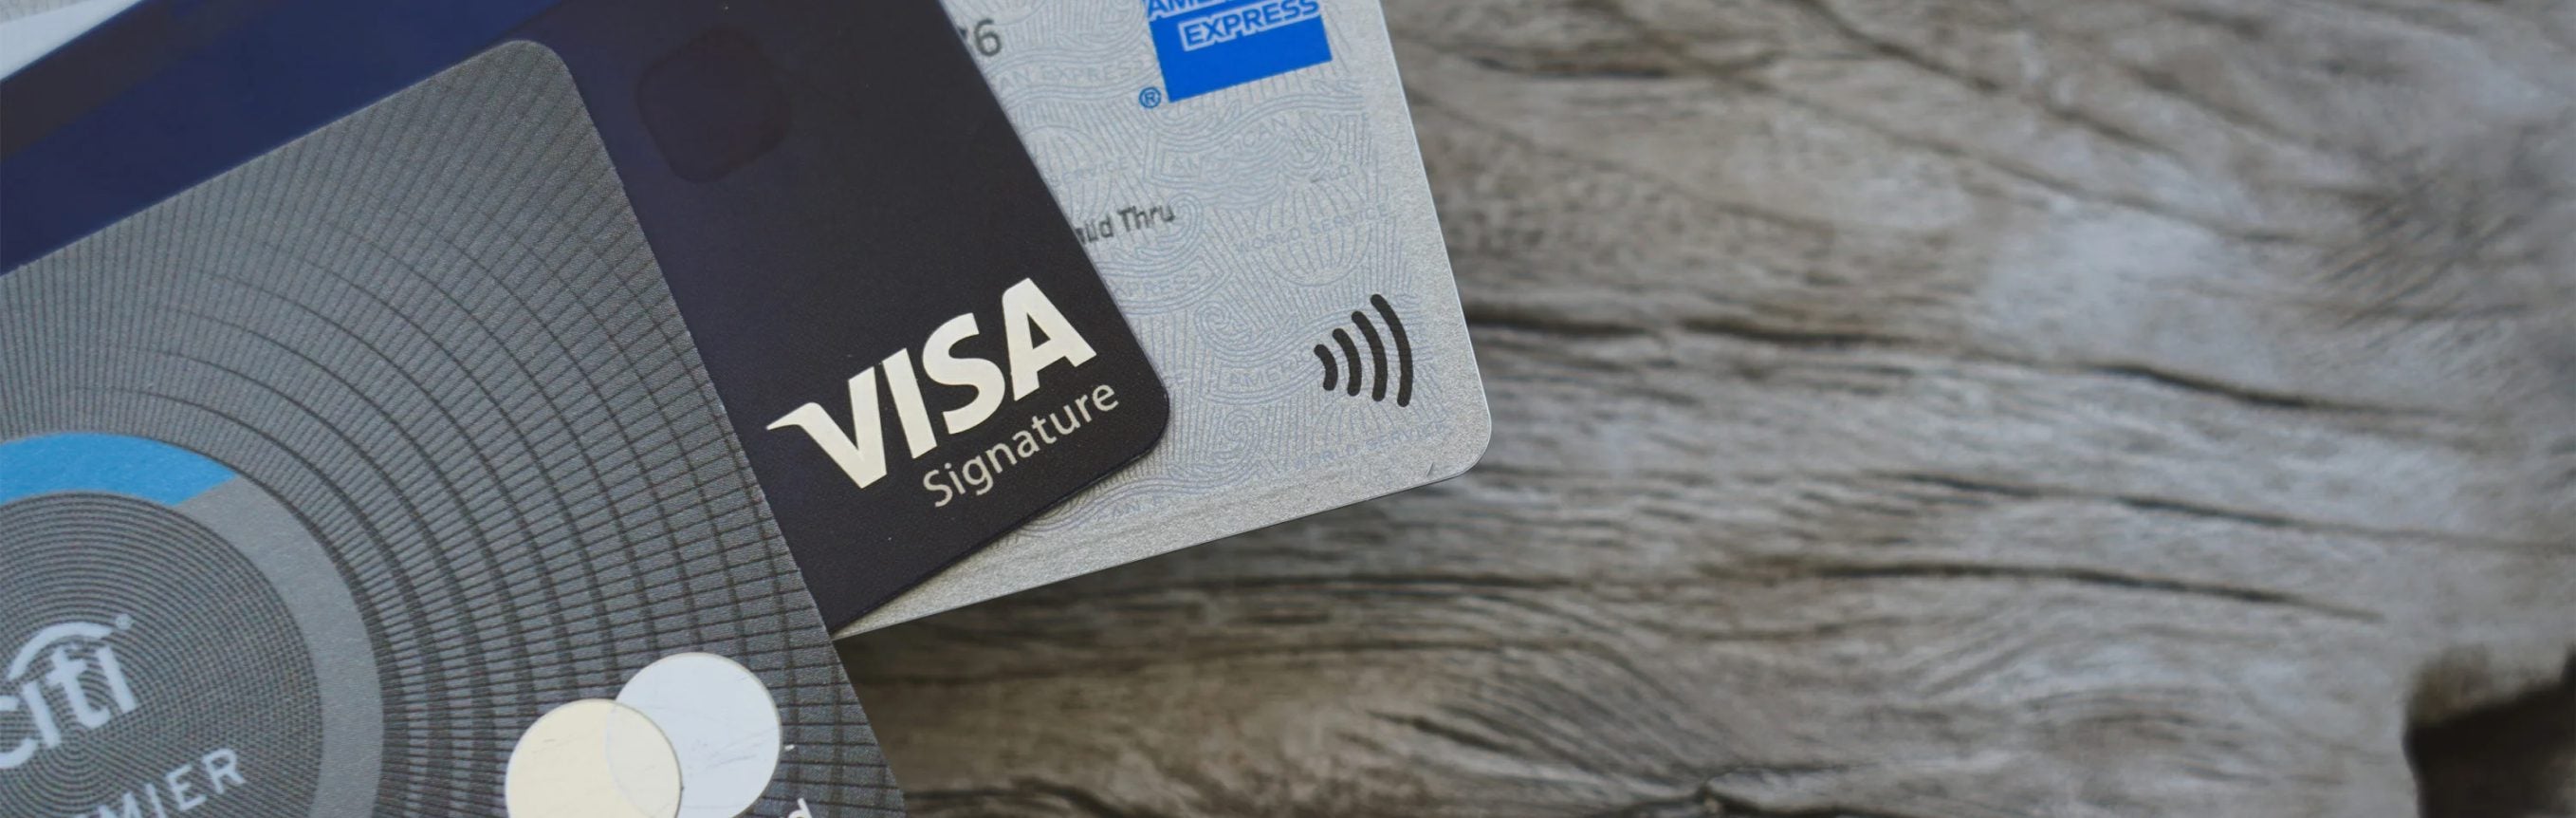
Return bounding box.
[840,1,2576,815]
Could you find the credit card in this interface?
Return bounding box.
[3,0,1170,627]
[856,0,1489,631]
[0,44,900,816]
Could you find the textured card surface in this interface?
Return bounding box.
[0,44,901,816]
[524,0,1171,627]
[857,0,1489,632]
[3,0,1170,627]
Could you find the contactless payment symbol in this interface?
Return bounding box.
[1143,0,1331,102]
[1313,294,1415,406]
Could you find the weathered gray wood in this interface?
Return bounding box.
[840,0,2576,815]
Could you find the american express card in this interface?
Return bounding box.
[855,0,1489,631]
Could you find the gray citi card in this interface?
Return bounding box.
[1,45,902,816]
[856,0,1488,632]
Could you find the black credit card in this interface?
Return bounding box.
[3,0,1170,627]
[527,0,1171,624]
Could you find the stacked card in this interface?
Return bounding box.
[0,0,1484,815]
[863,0,1490,632]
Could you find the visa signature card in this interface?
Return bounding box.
[3,0,1170,628]
[854,0,1489,632]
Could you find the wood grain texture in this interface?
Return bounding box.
[840,1,2576,815]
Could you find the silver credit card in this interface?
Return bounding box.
[852,0,1488,633]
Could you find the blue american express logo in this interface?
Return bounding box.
[1144,0,1331,102]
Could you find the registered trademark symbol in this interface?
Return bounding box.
[1138,86,1163,108]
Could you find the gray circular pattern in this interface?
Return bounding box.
[0,44,901,816]
[0,493,323,816]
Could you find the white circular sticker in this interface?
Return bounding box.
[616,652,785,818]
[505,698,684,818]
